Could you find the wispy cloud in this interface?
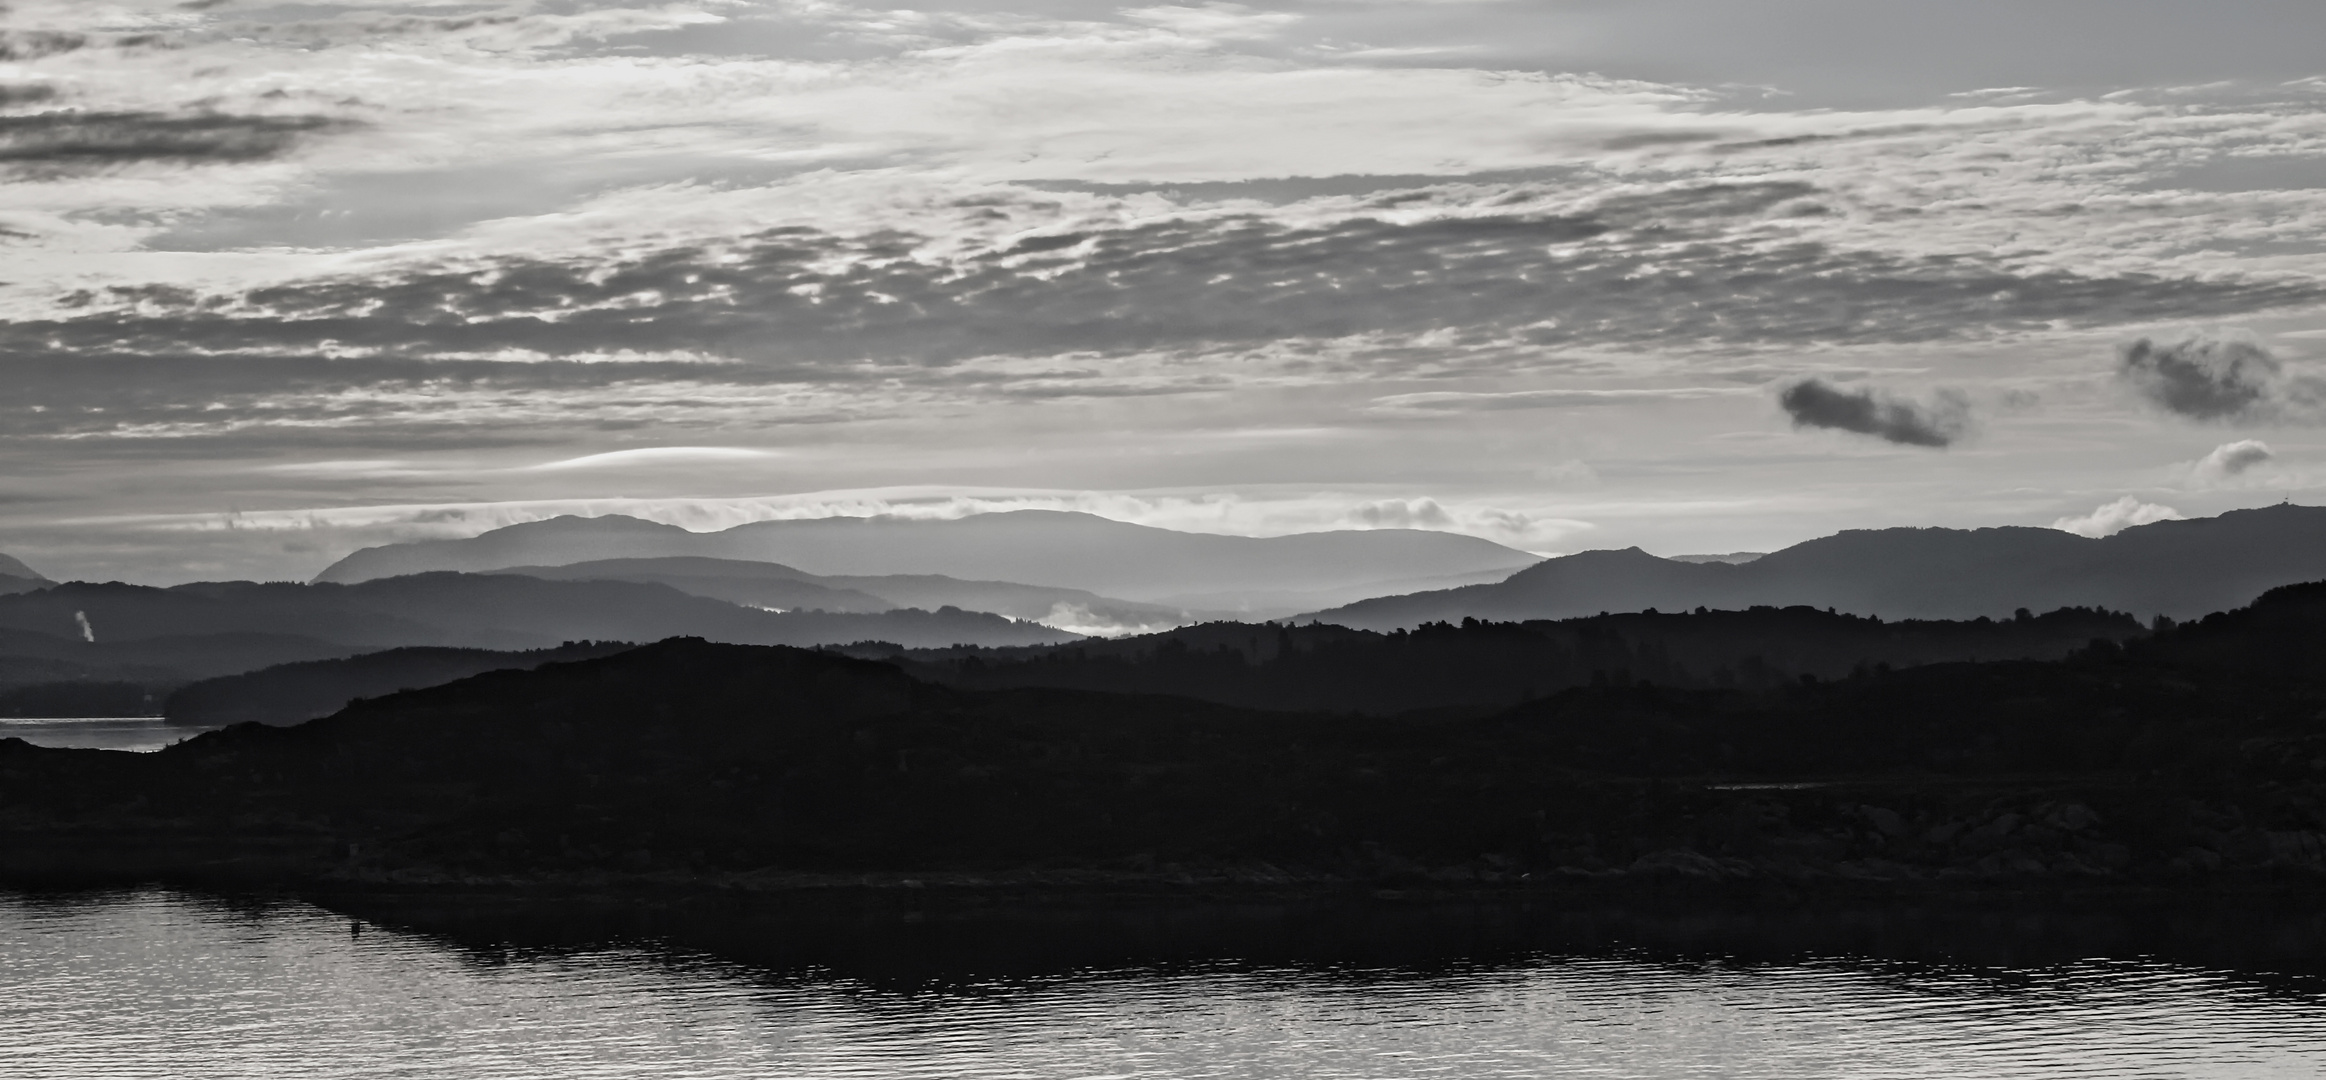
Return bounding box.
[527,447,782,471]
[1369,387,1756,413]
[2189,438,2275,485]
[2051,495,2185,538]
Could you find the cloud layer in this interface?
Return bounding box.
[2,0,2326,581]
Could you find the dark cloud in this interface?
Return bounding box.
[0,111,353,173]
[2197,438,2273,479]
[1777,378,1970,447]
[0,84,57,108]
[2116,332,2312,422]
[0,31,86,62]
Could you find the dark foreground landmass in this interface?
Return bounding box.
[6,582,2326,901]
[876,603,2147,715]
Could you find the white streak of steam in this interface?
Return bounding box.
[74,611,94,643]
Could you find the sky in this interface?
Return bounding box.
[4,0,2326,584]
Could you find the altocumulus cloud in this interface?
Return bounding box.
[1776,378,1970,448]
[10,180,2325,442]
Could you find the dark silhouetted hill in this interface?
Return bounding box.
[165,641,640,728]
[1313,504,2326,627]
[0,574,1077,654]
[0,625,357,681]
[5,581,2326,892]
[881,604,2146,715]
[313,510,1540,615]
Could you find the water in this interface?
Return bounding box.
[6,890,2326,1078]
[0,716,201,752]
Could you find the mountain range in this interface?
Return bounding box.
[0,573,1075,699]
[313,510,1543,616]
[12,580,2326,892]
[1308,504,2326,628]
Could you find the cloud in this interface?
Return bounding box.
[1368,387,1754,412]
[1776,378,1970,447]
[0,31,86,62]
[0,85,58,108]
[527,446,782,471]
[0,111,357,174]
[1346,497,1456,529]
[2116,332,2320,423]
[9,176,2324,444]
[2189,438,2274,485]
[2051,496,2185,538]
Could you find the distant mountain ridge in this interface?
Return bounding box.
[312,510,1542,615]
[0,574,1078,699]
[500,556,1194,634]
[1310,504,2326,628]
[14,574,1080,651]
[0,553,48,596]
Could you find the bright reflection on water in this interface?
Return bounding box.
[5,890,2326,1079]
[0,717,198,752]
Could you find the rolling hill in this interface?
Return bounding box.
[1310,504,2326,628]
[501,556,1193,634]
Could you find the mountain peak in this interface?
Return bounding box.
[0,552,47,583]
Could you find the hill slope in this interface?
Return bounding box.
[502,556,1192,632]
[1313,504,2326,627]
[6,582,2326,890]
[0,574,1079,657]
[164,641,639,728]
[0,553,50,597]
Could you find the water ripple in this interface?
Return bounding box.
[3,891,2324,1079]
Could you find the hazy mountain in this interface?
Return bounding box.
[0,553,49,596]
[501,556,1194,633]
[500,558,896,614]
[312,510,1541,613]
[0,628,358,686]
[1309,504,2326,628]
[0,574,1078,661]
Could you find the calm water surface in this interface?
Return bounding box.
[0,717,202,752]
[5,889,2325,1078]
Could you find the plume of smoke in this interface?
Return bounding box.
[73,610,93,643]
[1777,378,1970,447]
[2051,496,2185,538]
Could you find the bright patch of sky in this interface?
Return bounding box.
[3,0,2325,581]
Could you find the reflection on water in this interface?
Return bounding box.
[6,889,2326,1078]
[0,716,204,753]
